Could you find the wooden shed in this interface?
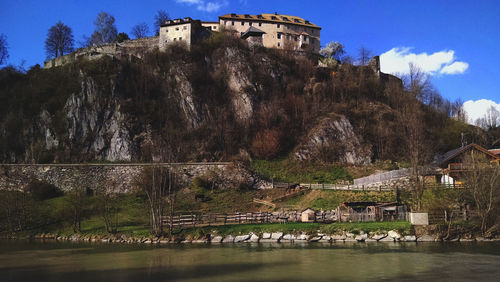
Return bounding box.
[301,208,316,223]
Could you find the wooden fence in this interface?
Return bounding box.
[161,212,273,228]
[428,209,476,224]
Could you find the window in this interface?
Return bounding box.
[232,21,235,26]
[278,42,281,47]
[241,21,245,26]
[277,24,280,28]
[258,23,262,26]
[183,26,187,30]
[249,22,252,26]
[175,27,179,31]
[179,37,182,40]
[277,33,281,39]
[174,38,177,41]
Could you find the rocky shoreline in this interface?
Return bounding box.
[4,230,499,244]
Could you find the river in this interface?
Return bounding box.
[0,240,499,281]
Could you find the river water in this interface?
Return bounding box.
[0,240,499,281]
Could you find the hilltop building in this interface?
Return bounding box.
[159,17,215,50]
[219,13,321,52]
[44,12,322,68]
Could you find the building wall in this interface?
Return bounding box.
[219,18,321,52]
[201,22,220,32]
[159,22,193,50]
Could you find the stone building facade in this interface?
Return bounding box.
[158,17,213,50]
[219,13,321,53]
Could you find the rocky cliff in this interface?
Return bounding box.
[0,34,456,164]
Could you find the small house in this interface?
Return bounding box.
[434,143,500,185]
[337,202,405,222]
[301,208,316,222]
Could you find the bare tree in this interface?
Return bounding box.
[131,22,150,39]
[154,10,169,35]
[86,12,118,46]
[0,34,9,65]
[399,64,434,210]
[65,186,87,233]
[463,152,500,234]
[45,21,74,59]
[357,46,372,66]
[136,165,179,237]
[320,41,345,61]
[403,63,432,102]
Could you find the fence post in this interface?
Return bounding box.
[224,214,227,225]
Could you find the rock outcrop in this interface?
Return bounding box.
[294,113,371,164]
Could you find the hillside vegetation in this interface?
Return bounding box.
[0,32,492,165]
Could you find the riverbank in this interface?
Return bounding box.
[3,221,499,244]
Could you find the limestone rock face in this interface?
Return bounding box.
[294,113,371,164]
[64,78,132,162]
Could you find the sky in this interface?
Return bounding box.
[1,0,499,123]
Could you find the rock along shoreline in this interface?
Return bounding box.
[3,230,499,244]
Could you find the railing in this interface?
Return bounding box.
[161,212,272,228]
[353,168,411,186]
[301,183,395,191]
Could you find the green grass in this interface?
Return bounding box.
[279,190,397,210]
[250,159,352,184]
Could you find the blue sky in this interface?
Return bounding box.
[1,0,499,119]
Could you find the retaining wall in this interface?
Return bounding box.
[0,163,229,193]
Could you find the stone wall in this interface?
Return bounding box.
[0,163,230,193]
[43,37,159,69]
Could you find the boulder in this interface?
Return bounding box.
[355,234,368,242]
[404,235,417,242]
[222,235,234,243]
[234,235,250,243]
[248,234,260,242]
[262,233,271,239]
[331,234,346,241]
[388,230,401,240]
[282,234,296,241]
[378,236,395,242]
[309,236,322,242]
[211,236,223,243]
[319,236,332,243]
[296,234,309,241]
[271,232,284,240]
[417,235,434,242]
[345,232,355,238]
[372,234,387,241]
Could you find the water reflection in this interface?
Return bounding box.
[0,241,499,281]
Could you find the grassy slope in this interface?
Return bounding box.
[276,190,397,210]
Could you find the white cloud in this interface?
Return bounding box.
[380,47,469,76]
[440,61,469,74]
[462,99,500,125]
[176,0,228,12]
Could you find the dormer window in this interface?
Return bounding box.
[271,16,277,20]
[305,20,310,24]
[244,14,250,18]
[231,13,237,17]
[294,19,300,23]
[282,17,289,21]
[257,14,263,19]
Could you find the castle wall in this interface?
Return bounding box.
[43,37,158,69]
[0,163,229,193]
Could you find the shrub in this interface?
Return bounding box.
[24,180,63,201]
